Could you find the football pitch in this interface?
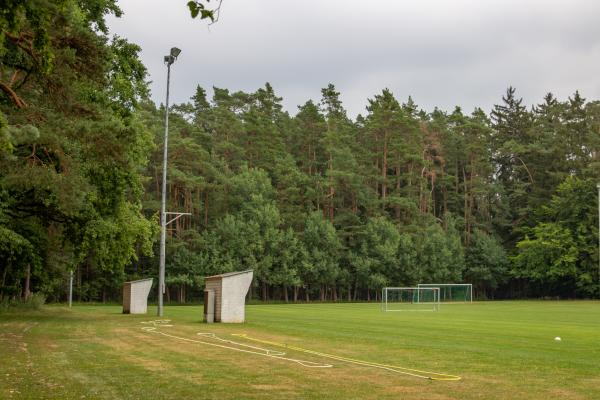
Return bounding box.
[1,301,599,399]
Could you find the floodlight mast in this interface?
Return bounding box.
[158,47,181,317]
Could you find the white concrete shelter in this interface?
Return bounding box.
[204,270,253,323]
[122,278,153,314]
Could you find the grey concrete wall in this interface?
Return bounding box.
[220,271,253,323]
[122,278,153,314]
[204,279,222,321]
[203,289,215,323]
[122,283,132,313]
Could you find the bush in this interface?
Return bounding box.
[0,293,46,312]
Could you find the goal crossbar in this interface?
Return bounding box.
[417,283,473,303]
[382,287,440,312]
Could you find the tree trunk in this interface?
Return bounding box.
[196,189,201,228]
[430,171,436,217]
[455,161,460,204]
[262,281,268,302]
[204,192,209,227]
[420,153,429,213]
[293,286,298,302]
[155,166,160,197]
[77,266,82,301]
[395,163,402,219]
[307,143,312,175]
[463,166,471,245]
[441,168,448,215]
[328,152,334,223]
[382,132,388,201]
[23,264,31,300]
[283,286,289,302]
[180,285,186,303]
[174,185,180,233]
[0,265,8,300]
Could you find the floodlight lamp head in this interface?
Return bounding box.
[164,48,181,66]
[170,47,181,58]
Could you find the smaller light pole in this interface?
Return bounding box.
[68,270,73,308]
[158,47,181,317]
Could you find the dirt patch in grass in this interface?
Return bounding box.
[472,376,503,384]
[122,355,166,371]
[383,384,423,394]
[250,384,293,390]
[548,388,587,400]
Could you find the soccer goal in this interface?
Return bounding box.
[417,284,473,303]
[382,287,440,312]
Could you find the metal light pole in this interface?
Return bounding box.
[68,270,73,308]
[158,47,181,317]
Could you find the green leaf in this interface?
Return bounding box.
[200,9,215,21]
[187,2,200,18]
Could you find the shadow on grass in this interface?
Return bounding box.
[0,306,122,324]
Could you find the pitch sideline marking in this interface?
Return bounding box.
[139,320,332,368]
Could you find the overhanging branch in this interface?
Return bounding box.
[0,81,27,108]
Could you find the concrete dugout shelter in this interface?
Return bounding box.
[204,270,253,323]
[122,278,153,314]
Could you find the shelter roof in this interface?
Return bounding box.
[205,270,253,280]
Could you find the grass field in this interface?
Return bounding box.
[1,301,599,399]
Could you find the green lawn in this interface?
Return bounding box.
[1,301,599,399]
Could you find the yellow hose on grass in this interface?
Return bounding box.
[232,333,461,381]
[140,320,332,368]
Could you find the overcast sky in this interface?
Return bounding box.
[107,0,600,117]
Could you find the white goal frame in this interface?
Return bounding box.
[417,283,473,303]
[382,287,440,312]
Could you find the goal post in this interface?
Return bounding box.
[382,287,440,312]
[417,283,473,303]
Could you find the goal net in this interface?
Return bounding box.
[382,287,440,312]
[417,284,473,303]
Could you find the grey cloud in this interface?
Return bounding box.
[108,0,600,117]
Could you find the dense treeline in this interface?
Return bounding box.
[1,2,599,304]
[0,1,156,302]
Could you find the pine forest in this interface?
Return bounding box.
[2,1,600,305]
